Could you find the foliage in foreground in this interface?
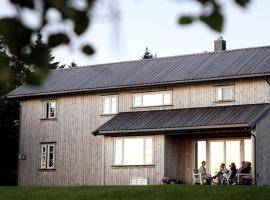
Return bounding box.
[0,185,270,200]
[0,0,250,86]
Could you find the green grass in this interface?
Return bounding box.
[0,185,270,200]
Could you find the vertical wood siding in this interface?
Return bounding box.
[165,136,195,184]
[18,79,270,185]
[104,135,165,185]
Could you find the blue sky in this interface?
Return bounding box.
[0,0,270,66]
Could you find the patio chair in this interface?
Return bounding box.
[193,169,203,185]
[236,173,252,185]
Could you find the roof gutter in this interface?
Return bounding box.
[93,123,250,135]
[6,73,270,99]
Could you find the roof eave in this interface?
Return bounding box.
[93,123,251,135]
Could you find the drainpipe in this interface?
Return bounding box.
[251,129,256,185]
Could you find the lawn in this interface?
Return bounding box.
[0,185,270,200]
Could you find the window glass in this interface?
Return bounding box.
[163,93,171,104]
[114,140,122,164]
[124,138,144,165]
[41,145,47,169]
[223,87,233,100]
[44,101,56,118]
[197,141,206,168]
[103,96,118,114]
[217,88,223,101]
[226,141,240,168]
[114,137,153,165]
[143,93,163,106]
[244,139,251,162]
[134,95,142,107]
[145,138,153,164]
[133,91,172,107]
[40,143,55,169]
[215,86,234,101]
[49,102,56,118]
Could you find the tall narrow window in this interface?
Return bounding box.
[40,143,55,169]
[44,101,56,118]
[215,85,234,101]
[133,91,172,107]
[103,96,118,114]
[114,137,153,165]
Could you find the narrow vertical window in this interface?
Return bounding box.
[40,143,55,169]
[44,100,56,119]
[103,96,118,114]
[114,139,123,165]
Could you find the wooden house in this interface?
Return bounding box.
[6,39,270,185]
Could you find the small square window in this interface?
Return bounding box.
[103,96,118,114]
[215,86,234,102]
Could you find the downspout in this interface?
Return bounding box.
[265,76,270,85]
[251,129,257,185]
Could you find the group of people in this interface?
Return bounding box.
[198,160,252,185]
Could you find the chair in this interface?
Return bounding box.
[236,173,252,185]
[193,169,203,185]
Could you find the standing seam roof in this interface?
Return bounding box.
[6,45,270,98]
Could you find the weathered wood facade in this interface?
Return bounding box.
[17,78,270,186]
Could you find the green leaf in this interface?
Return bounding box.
[9,0,34,9]
[178,16,193,25]
[48,33,70,48]
[0,18,32,56]
[234,0,250,7]
[81,44,95,55]
[199,9,224,32]
[25,67,50,85]
[68,8,89,35]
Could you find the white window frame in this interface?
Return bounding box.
[102,95,118,115]
[214,85,234,102]
[113,137,154,165]
[43,100,57,119]
[40,143,56,169]
[132,91,172,107]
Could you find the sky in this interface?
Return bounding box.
[0,0,270,66]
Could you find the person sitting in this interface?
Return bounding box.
[238,161,246,173]
[227,162,237,184]
[211,163,228,184]
[239,161,252,184]
[198,161,211,185]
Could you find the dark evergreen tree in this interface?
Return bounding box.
[142,47,153,59]
[0,33,60,185]
[68,61,78,68]
[32,33,60,70]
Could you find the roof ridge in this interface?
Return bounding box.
[53,45,270,71]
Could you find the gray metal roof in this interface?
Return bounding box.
[6,45,270,98]
[93,104,270,135]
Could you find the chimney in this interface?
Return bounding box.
[214,37,226,51]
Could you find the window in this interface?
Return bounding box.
[103,96,118,114]
[133,91,172,107]
[215,85,234,101]
[114,137,153,165]
[44,101,56,118]
[41,143,55,169]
